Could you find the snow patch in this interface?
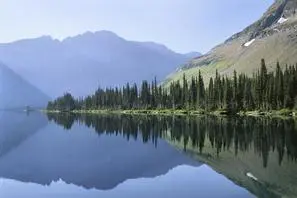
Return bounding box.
[278,17,288,24]
[244,39,255,47]
[176,67,182,72]
[246,172,258,181]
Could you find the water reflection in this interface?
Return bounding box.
[0,165,252,198]
[47,113,297,166]
[0,112,199,192]
[47,113,165,146]
[0,111,48,157]
[47,113,297,197]
[1,112,297,197]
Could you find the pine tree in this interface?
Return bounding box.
[208,77,214,110]
[260,59,268,109]
[198,70,205,109]
[233,70,238,110]
[190,76,197,109]
[182,73,189,109]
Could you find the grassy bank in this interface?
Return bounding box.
[44,108,297,118]
[45,109,205,116]
[238,109,297,118]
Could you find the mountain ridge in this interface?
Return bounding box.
[0,31,200,97]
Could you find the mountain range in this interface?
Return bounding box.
[0,31,200,101]
[165,0,297,85]
[2,0,296,109]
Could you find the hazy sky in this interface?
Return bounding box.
[0,0,273,53]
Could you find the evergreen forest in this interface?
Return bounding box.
[47,59,297,113]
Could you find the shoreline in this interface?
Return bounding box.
[43,109,297,118]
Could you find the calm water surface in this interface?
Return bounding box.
[0,111,297,198]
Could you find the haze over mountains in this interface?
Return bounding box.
[2,0,292,109]
[0,62,49,109]
[166,0,297,84]
[0,31,200,100]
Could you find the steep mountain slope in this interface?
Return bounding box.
[0,31,199,97]
[165,0,297,85]
[0,62,49,109]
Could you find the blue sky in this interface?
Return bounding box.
[0,0,273,53]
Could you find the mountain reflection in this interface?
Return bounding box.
[0,112,199,191]
[47,113,297,167]
[0,111,47,157]
[46,113,297,197]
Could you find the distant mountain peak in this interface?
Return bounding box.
[0,30,198,98]
[184,52,202,59]
[139,42,201,58]
[80,30,121,39]
[63,30,124,43]
[94,30,120,37]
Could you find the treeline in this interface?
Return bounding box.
[47,59,297,112]
[47,113,297,166]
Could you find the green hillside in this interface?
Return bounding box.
[164,0,297,86]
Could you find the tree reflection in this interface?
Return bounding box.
[47,113,297,167]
